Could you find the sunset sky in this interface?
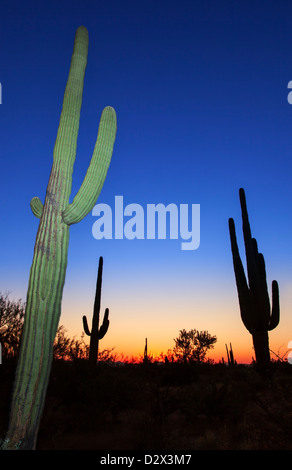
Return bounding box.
[1,0,292,363]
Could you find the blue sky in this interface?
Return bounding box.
[1,0,292,361]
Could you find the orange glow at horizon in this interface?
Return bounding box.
[60,268,292,366]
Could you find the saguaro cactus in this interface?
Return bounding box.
[83,256,109,364]
[225,343,236,367]
[3,26,117,449]
[228,188,279,367]
[143,337,148,364]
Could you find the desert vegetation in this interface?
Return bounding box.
[0,24,290,452]
[1,293,292,451]
[0,185,291,450]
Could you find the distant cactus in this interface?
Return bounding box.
[3,26,116,450]
[143,337,148,364]
[225,343,236,367]
[83,256,109,364]
[228,188,279,367]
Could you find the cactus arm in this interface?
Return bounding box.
[256,252,272,329]
[62,106,117,225]
[269,280,280,331]
[83,315,91,336]
[239,188,259,292]
[228,218,253,332]
[98,308,109,339]
[30,197,43,218]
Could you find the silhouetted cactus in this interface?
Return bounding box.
[2,26,116,450]
[225,343,236,366]
[83,256,109,364]
[143,337,148,364]
[228,188,279,367]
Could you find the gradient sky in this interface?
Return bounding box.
[1,0,292,363]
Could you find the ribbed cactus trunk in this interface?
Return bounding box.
[2,26,116,450]
[252,330,270,365]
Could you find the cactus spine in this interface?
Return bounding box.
[228,188,279,367]
[83,256,109,364]
[4,26,116,449]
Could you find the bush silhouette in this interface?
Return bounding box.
[53,326,89,361]
[173,329,217,363]
[0,293,25,359]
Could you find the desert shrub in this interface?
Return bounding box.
[173,329,217,363]
[0,293,25,358]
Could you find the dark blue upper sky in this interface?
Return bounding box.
[1,0,291,357]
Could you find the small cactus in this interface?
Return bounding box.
[143,337,148,364]
[229,188,280,367]
[225,343,236,366]
[83,256,109,364]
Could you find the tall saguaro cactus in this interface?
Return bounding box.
[83,256,109,365]
[228,188,279,367]
[3,26,117,450]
